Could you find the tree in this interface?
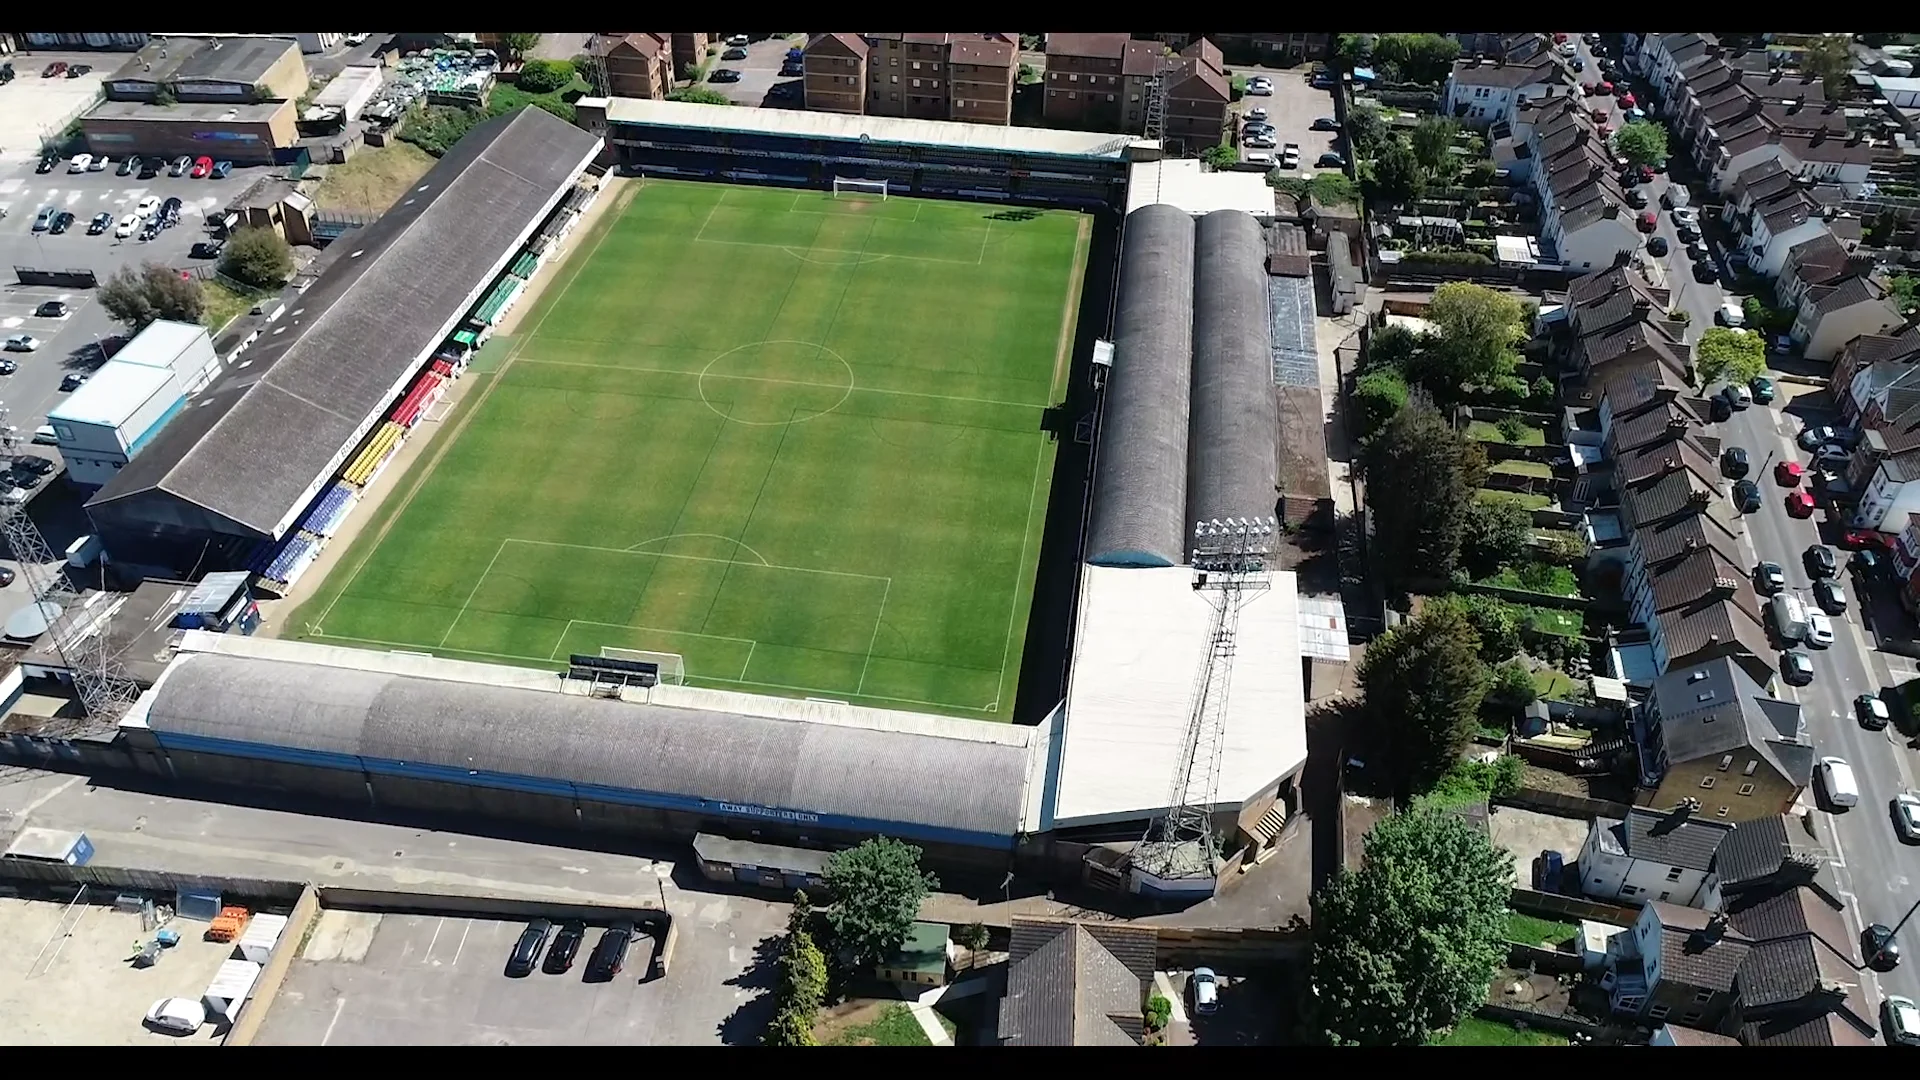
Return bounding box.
[99,263,206,332]
[823,837,938,969]
[1613,120,1670,168]
[1801,34,1856,100]
[1487,659,1539,710]
[219,227,294,290]
[516,58,574,94]
[1344,103,1390,160]
[572,52,606,96]
[1459,494,1534,578]
[498,33,543,62]
[1425,593,1521,663]
[1890,274,1918,316]
[1409,117,1460,179]
[1695,326,1767,387]
[1310,808,1514,1045]
[1420,282,1528,391]
[1357,604,1490,796]
[1370,33,1460,85]
[1353,369,1410,437]
[1201,143,1240,170]
[1368,140,1426,204]
[667,86,734,105]
[1334,34,1375,69]
[1364,322,1424,375]
[1363,398,1478,590]
[955,922,990,952]
[765,889,828,1047]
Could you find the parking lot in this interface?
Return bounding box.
[1235,67,1341,173]
[705,34,805,109]
[0,895,235,1044]
[0,55,112,156]
[255,898,789,1045]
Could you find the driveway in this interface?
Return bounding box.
[708,35,804,108]
[1233,66,1340,173]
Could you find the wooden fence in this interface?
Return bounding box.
[1507,942,1585,974]
[1497,786,1631,821]
[1509,886,1637,927]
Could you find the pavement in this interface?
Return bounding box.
[1713,386,1920,1014]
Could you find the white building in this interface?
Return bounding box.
[48,320,217,488]
[1578,805,1733,907]
[1444,56,1568,130]
[1850,447,1920,530]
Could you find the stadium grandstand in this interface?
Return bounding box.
[575,96,1150,209]
[84,107,603,582]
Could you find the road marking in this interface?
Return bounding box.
[426,916,445,964]
[451,919,472,967]
[321,996,348,1045]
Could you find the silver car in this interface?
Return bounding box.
[1886,994,1920,1046]
[1191,966,1220,1015]
[1895,793,1920,844]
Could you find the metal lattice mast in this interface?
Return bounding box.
[1143,71,1167,142]
[0,408,140,734]
[1136,516,1277,879]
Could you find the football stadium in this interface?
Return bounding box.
[289,178,1090,720]
[16,100,1327,897]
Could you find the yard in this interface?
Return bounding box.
[311,141,439,215]
[201,278,269,335]
[1466,420,1547,446]
[1526,607,1583,637]
[1480,560,1580,598]
[1489,459,1554,480]
[1478,489,1552,511]
[1532,668,1581,700]
[1505,911,1578,947]
[819,1001,951,1046]
[1431,1016,1569,1046]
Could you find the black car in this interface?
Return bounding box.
[47,212,74,235]
[13,456,53,476]
[1754,560,1786,594]
[1732,478,1761,513]
[67,64,91,78]
[1676,223,1699,244]
[1625,187,1649,209]
[190,241,223,260]
[505,918,553,977]
[1854,548,1884,578]
[1646,235,1669,257]
[1804,544,1838,579]
[1693,258,1717,283]
[0,568,13,588]
[1781,650,1814,687]
[1814,577,1848,615]
[1316,152,1347,169]
[709,68,742,83]
[1309,116,1341,131]
[1721,446,1749,478]
[1866,923,1902,972]
[34,301,69,319]
[59,372,88,392]
[36,154,56,174]
[722,47,749,60]
[117,155,138,176]
[542,920,587,974]
[160,197,182,226]
[1858,693,1892,731]
[138,158,161,180]
[87,210,112,234]
[584,920,634,982]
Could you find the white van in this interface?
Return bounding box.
[1820,756,1860,809]
[31,426,56,446]
[1771,593,1808,643]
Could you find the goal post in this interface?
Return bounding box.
[831,176,889,200]
[600,647,686,686]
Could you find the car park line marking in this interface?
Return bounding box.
[451,919,472,967]
[321,997,348,1045]
[426,916,446,963]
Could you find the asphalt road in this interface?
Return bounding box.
[1715,392,1920,1010]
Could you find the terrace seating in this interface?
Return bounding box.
[297,483,358,540]
[262,534,318,587]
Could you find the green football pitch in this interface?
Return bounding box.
[287,179,1090,720]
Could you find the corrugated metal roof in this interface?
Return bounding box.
[1187,210,1277,535]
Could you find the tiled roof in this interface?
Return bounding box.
[1181,37,1223,75]
[1782,130,1873,166]
[1731,158,1791,204]
[1650,902,1751,993]
[1784,232,1852,288]
[1616,435,1720,490]
[1741,1012,1877,1046]
[1567,264,1655,307]
[1632,503,1742,565]
[1615,805,1734,871]
[1165,56,1229,101]
[807,32,869,58]
[1122,39,1163,77]
[1881,445,1920,484]
[1759,190,1818,238]
[1579,323,1689,381]
[950,38,1016,66]
[1727,887,1861,1008]
[1664,1026,1743,1046]
[1809,274,1887,317]
[1451,57,1563,88]
[1651,656,1809,784]
[1044,32,1129,59]
[1621,468,1715,528]
[1849,325,1920,368]
[1000,919,1156,1046]
[1715,815,1827,888]
[1646,547,1757,623]
[1611,400,1699,453]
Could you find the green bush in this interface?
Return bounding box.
[1201,143,1240,169]
[515,59,575,95]
[1529,375,1554,402]
[668,86,734,106]
[1403,249,1494,267]
[1495,416,1529,443]
[1354,369,1411,437]
[1146,994,1173,1032]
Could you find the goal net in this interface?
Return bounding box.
[831,176,889,200]
[600,647,686,686]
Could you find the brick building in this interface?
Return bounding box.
[1042,34,1228,151]
[802,33,1017,125]
[593,33,674,100]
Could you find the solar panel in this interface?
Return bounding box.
[1268,277,1320,388]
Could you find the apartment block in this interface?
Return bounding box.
[802,33,1017,126]
[594,33,674,100]
[1042,34,1229,150]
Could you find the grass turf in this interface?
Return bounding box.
[288,179,1088,720]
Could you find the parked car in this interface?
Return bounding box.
[135,196,161,218]
[1646,235,1669,256]
[1191,967,1221,1015]
[1662,185,1690,210]
[190,240,224,260]
[190,156,213,179]
[543,920,587,974]
[1798,425,1840,451]
[1775,459,1804,486]
[1245,135,1277,150]
[1806,610,1835,648]
[138,158,161,179]
[59,372,89,392]
[1804,544,1838,578]
[1310,116,1340,131]
[1721,446,1750,478]
[1782,650,1815,687]
[211,160,233,179]
[42,62,66,78]
[144,997,206,1034]
[504,918,553,977]
[36,154,57,174]
[0,359,15,375]
[1733,478,1762,513]
[1754,561,1787,593]
[3,335,41,353]
[34,301,69,319]
[88,155,107,171]
[115,213,140,239]
[66,153,92,173]
[345,33,371,46]
[1316,152,1346,169]
[47,211,74,235]
[68,63,91,78]
[585,920,635,982]
[117,155,139,176]
[1675,223,1699,244]
[14,456,53,477]
[1854,549,1885,578]
[1865,923,1902,971]
[1840,529,1891,552]
[1246,76,1273,95]
[1885,995,1920,1045]
[160,197,182,226]
[169,155,192,177]
[1717,298,1746,326]
[708,68,742,83]
[1893,791,1920,840]
[1636,210,1658,232]
[722,47,749,61]
[1693,257,1718,283]
[31,206,55,232]
[1749,376,1776,404]
[1670,206,1700,228]
[1814,578,1848,614]
[1626,187,1649,209]
[1785,490,1816,518]
[1862,694,1895,732]
[727,34,750,46]
[0,567,12,587]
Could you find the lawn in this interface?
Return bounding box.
[1478,489,1552,510]
[827,1003,933,1046]
[1466,420,1546,446]
[311,141,439,215]
[200,278,269,334]
[1431,1016,1569,1046]
[1526,607,1583,637]
[1505,911,1578,947]
[1532,668,1580,700]
[287,179,1088,720]
[1489,459,1554,480]
[1481,560,1580,597]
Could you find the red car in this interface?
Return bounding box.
[1620,92,1638,109]
[190,155,213,179]
[1553,32,1570,44]
[1598,81,1615,95]
[1786,490,1817,518]
[1840,529,1895,552]
[1636,164,1655,184]
[1637,210,1658,232]
[42,62,66,78]
[1591,107,1610,122]
[1775,460,1805,487]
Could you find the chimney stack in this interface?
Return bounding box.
[1591,162,1604,181]
[1851,129,1865,146]
[1666,416,1688,433]
[1769,69,1783,85]
[1813,126,1828,145]
[1731,67,1746,83]
[1789,94,1804,114]
[1634,297,1653,314]
[1713,575,1739,597]
[1603,199,1620,218]
[1824,98,1840,113]
[1688,489,1712,508]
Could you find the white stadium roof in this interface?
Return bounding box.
[1125,159,1279,221]
[1048,564,1308,828]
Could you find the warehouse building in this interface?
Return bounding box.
[50,320,219,488]
[81,100,299,165]
[103,36,308,104]
[85,107,603,580]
